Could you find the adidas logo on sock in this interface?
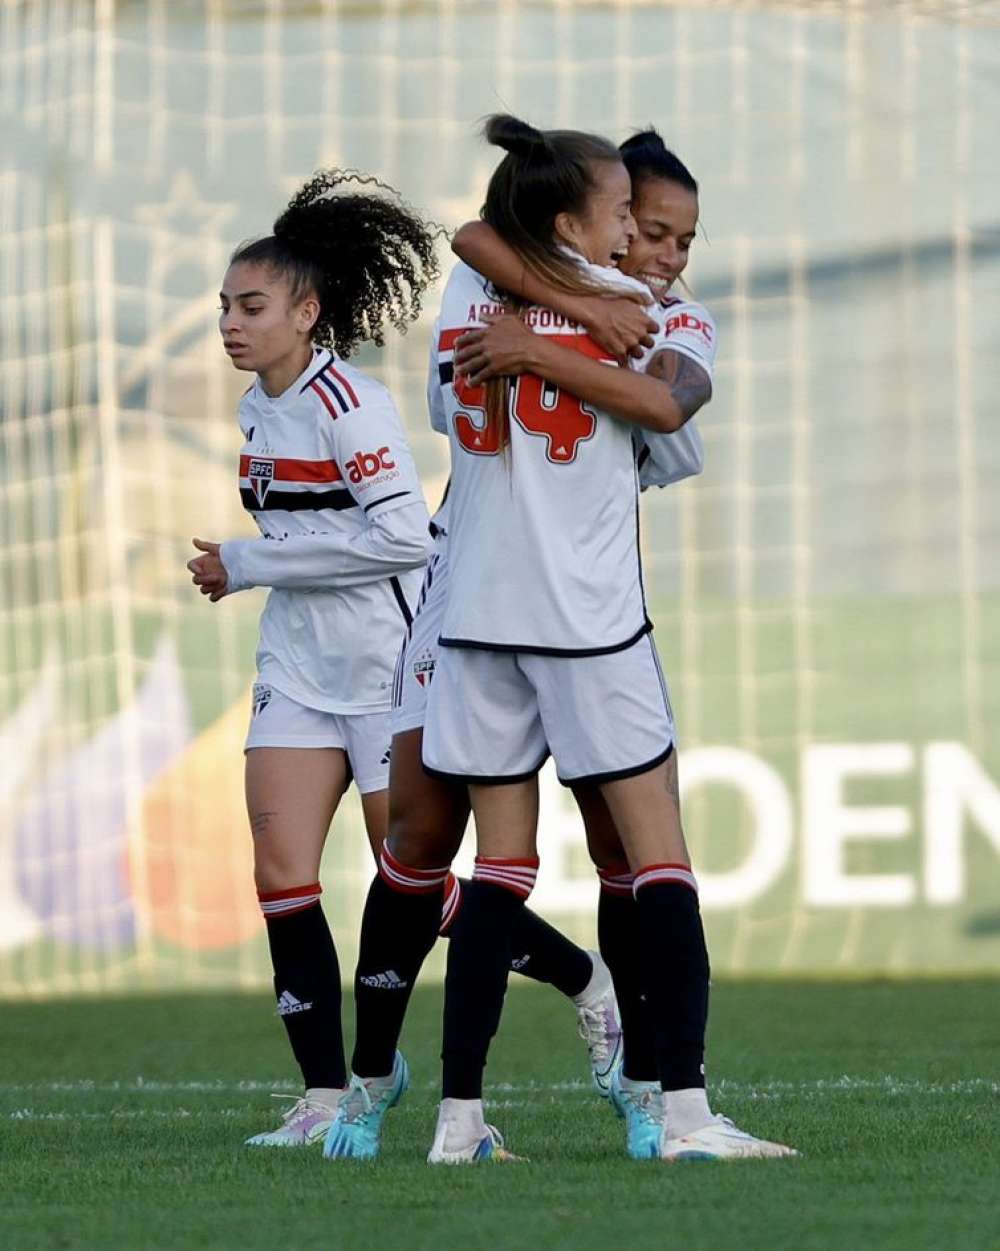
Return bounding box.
[358,969,408,990]
[510,954,531,971]
[277,990,313,1016]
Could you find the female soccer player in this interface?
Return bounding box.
[324,129,725,1165]
[421,115,797,1164]
[187,170,438,1147]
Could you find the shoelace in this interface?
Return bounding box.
[268,1093,332,1128]
[576,1002,611,1062]
[338,1078,376,1125]
[623,1086,663,1127]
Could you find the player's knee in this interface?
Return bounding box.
[252,840,317,894]
[386,815,461,870]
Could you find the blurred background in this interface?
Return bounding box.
[1,0,998,997]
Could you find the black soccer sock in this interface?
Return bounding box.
[509,902,593,998]
[633,866,710,1091]
[260,883,346,1090]
[446,876,592,999]
[597,865,658,1082]
[351,848,449,1078]
[442,859,538,1100]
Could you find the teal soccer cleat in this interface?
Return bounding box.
[609,1068,663,1160]
[322,1051,409,1160]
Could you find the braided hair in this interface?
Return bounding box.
[231,169,441,357]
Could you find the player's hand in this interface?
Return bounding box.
[187,538,229,602]
[578,295,657,361]
[454,313,537,385]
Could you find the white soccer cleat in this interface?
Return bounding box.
[426,1098,524,1164]
[244,1090,345,1148]
[661,1114,799,1162]
[574,952,623,1099]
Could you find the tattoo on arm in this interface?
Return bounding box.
[646,350,712,421]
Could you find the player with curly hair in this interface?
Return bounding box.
[186,169,438,1147]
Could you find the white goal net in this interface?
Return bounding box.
[2,0,998,994]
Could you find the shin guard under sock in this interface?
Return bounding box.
[260,884,346,1090]
[633,865,710,1091]
[597,865,658,1082]
[441,860,537,1099]
[351,847,449,1078]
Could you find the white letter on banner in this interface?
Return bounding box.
[803,743,915,906]
[679,747,793,908]
[923,742,1000,904]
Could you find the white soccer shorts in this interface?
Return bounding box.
[390,546,447,736]
[244,682,391,794]
[421,634,675,785]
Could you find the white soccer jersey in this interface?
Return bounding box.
[434,261,653,656]
[634,294,718,489]
[219,347,431,714]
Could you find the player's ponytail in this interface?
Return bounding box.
[619,127,698,195]
[483,113,550,159]
[231,169,442,358]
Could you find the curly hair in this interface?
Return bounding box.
[230,169,442,358]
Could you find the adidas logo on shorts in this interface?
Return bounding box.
[358,969,408,990]
[276,990,312,1016]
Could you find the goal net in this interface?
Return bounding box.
[2,0,998,994]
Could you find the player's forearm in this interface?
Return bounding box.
[524,337,690,434]
[220,502,431,593]
[452,221,590,325]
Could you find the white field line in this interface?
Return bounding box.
[0,1075,997,1104]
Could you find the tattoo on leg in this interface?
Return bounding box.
[250,810,277,838]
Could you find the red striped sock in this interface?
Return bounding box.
[378,845,451,894]
[597,862,635,897]
[439,872,463,935]
[472,856,540,900]
[633,862,698,896]
[258,882,322,919]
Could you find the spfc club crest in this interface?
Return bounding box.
[248,457,275,507]
[251,683,273,717]
[413,653,435,688]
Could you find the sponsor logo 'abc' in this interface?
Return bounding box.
[346,446,396,484]
[666,312,713,343]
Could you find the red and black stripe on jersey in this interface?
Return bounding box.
[302,357,361,419]
[238,455,357,513]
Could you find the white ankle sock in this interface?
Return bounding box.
[573,950,612,1007]
[663,1087,713,1138]
[437,1097,486,1147]
[305,1086,346,1109]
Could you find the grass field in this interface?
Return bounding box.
[2,979,998,1251]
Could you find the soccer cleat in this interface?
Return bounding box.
[574,953,623,1098]
[609,1069,663,1159]
[661,1115,799,1162]
[322,1051,409,1161]
[244,1090,344,1148]
[426,1100,524,1165]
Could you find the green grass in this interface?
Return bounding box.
[2,981,998,1250]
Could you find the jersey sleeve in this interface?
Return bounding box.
[648,299,717,377]
[329,389,427,520]
[426,316,449,436]
[635,421,705,490]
